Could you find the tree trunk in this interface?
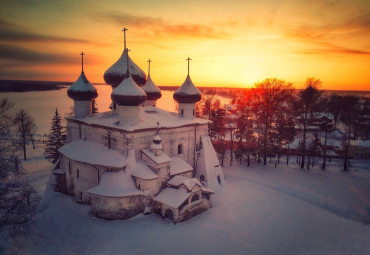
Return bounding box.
[301,128,306,169]
[322,129,328,170]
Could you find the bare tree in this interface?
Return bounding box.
[13,110,36,160]
[251,78,293,165]
[0,98,40,238]
[293,78,321,169]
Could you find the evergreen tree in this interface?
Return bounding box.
[92,99,99,114]
[44,108,67,163]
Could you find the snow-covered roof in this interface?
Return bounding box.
[104,49,146,87]
[195,135,224,190]
[111,75,146,106]
[67,71,97,101]
[170,157,193,175]
[173,75,201,103]
[131,161,159,180]
[59,140,126,168]
[88,170,142,197]
[141,75,161,100]
[167,175,188,187]
[142,148,171,165]
[351,140,370,148]
[67,105,209,132]
[183,178,201,191]
[154,188,191,209]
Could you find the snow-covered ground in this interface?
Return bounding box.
[3,146,370,255]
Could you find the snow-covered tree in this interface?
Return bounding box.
[0,98,39,238]
[13,109,36,160]
[44,108,67,163]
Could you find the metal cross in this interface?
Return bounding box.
[156,121,160,134]
[122,27,128,50]
[80,52,85,71]
[186,57,192,76]
[147,59,152,76]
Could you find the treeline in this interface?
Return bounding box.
[0,80,72,92]
[196,78,370,171]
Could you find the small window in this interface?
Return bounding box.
[200,175,205,182]
[77,169,80,179]
[193,109,195,116]
[181,109,184,115]
[217,175,221,185]
[178,144,183,155]
[191,194,199,202]
[68,161,71,175]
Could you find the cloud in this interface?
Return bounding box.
[294,43,370,56]
[0,44,75,64]
[92,12,227,39]
[0,18,89,43]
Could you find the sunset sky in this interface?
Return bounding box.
[0,0,369,90]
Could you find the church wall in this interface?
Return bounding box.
[67,119,208,169]
[134,177,162,196]
[89,194,144,220]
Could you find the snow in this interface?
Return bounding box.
[196,135,225,189]
[141,75,161,93]
[59,140,126,168]
[68,107,209,132]
[88,170,142,197]
[131,161,159,180]
[182,178,201,191]
[174,75,201,96]
[351,140,370,148]
[4,152,370,254]
[170,157,193,175]
[111,75,146,97]
[53,168,65,174]
[68,72,96,93]
[104,50,146,77]
[154,188,191,209]
[167,175,188,187]
[142,148,171,164]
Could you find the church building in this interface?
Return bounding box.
[53,28,224,223]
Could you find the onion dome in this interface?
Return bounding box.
[151,135,163,150]
[173,75,201,103]
[141,59,161,100]
[67,52,97,101]
[111,73,146,106]
[104,49,146,87]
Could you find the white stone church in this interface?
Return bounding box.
[53,32,224,223]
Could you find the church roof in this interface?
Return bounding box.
[67,71,98,101]
[59,140,126,168]
[170,157,193,175]
[141,75,161,100]
[173,75,201,103]
[111,74,147,106]
[131,161,159,180]
[142,148,171,165]
[154,188,191,209]
[88,171,142,197]
[104,49,146,87]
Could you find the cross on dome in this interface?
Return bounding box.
[122,27,128,50]
[156,121,160,134]
[80,52,85,72]
[186,57,192,76]
[147,59,152,76]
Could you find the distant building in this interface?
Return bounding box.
[53,32,224,223]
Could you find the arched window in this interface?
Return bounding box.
[217,175,221,184]
[178,144,183,155]
[200,175,205,182]
[181,109,184,115]
[191,194,199,203]
[77,169,80,179]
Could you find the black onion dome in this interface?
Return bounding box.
[111,74,146,106]
[153,135,161,144]
[104,49,146,87]
[173,75,201,103]
[141,75,162,100]
[67,71,98,101]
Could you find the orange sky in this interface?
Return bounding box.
[0,0,369,90]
